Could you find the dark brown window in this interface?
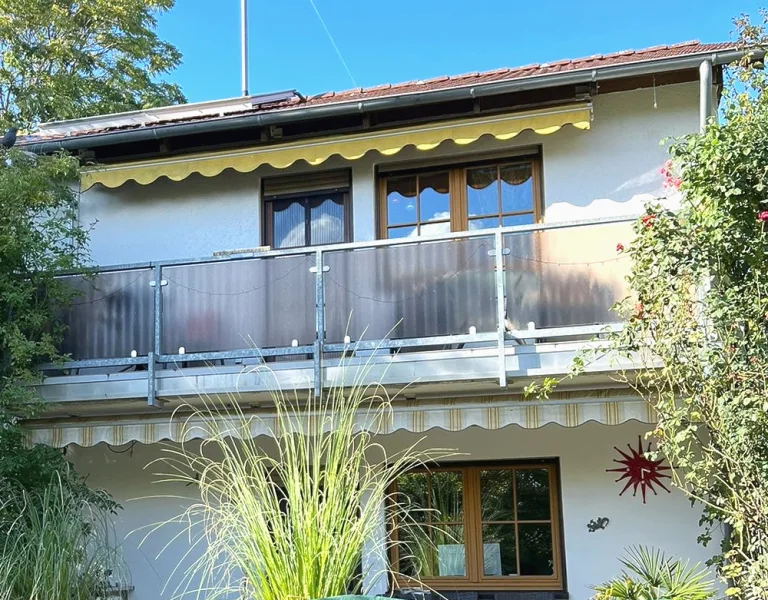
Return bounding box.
[390,462,563,590]
[379,158,541,239]
[264,191,350,249]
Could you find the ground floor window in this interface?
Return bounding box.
[390,461,563,590]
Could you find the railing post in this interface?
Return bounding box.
[312,250,327,399]
[494,230,508,388]
[148,264,165,408]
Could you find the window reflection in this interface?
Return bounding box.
[519,524,554,576]
[386,172,450,238]
[387,176,417,226]
[467,166,499,216]
[500,164,533,214]
[419,172,450,222]
[382,160,538,238]
[466,163,536,229]
[482,524,517,576]
[477,467,554,579]
[270,193,346,249]
[273,200,306,248]
[395,470,467,578]
[516,469,551,520]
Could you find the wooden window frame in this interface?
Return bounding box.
[389,461,564,591]
[377,156,542,239]
[263,189,352,249]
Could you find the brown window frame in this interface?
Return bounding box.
[377,156,542,239]
[263,189,352,249]
[389,461,564,591]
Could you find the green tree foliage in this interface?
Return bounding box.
[0,0,184,129]
[0,149,115,510]
[0,149,86,410]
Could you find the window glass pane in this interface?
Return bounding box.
[396,472,428,522]
[518,523,554,576]
[500,164,534,213]
[387,225,417,239]
[480,470,514,521]
[309,196,345,245]
[419,172,450,223]
[419,220,451,237]
[430,471,463,522]
[399,525,434,577]
[469,216,501,231]
[516,469,551,520]
[467,166,498,217]
[502,213,535,227]
[434,525,466,576]
[387,176,417,226]
[273,199,306,248]
[482,524,517,576]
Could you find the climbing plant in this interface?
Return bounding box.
[528,15,768,600]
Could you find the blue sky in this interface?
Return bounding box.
[157,1,762,104]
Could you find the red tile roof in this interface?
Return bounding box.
[291,41,735,108]
[25,40,738,143]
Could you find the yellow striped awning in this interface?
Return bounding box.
[81,103,591,189]
[27,391,653,448]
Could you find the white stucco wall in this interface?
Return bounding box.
[79,82,699,266]
[79,169,262,264]
[69,420,718,600]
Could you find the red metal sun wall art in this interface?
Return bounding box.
[607,436,672,503]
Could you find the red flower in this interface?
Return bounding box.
[758,211,768,222]
[616,243,625,252]
[660,160,681,189]
[635,302,645,317]
[641,214,656,228]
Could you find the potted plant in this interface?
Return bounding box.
[592,546,714,600]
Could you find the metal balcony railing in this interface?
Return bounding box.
[42,216,636,406]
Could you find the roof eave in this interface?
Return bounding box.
[21,46,752,153]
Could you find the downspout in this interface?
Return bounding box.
[699,59,713,133]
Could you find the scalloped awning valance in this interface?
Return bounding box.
[81,103,591,189]
[27,393,652,448]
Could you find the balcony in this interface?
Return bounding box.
[39,216,637,411]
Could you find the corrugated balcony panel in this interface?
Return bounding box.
[161,254,315,354]
[59,269,154,359]
[503,221,633,329]
[324,235,497,344]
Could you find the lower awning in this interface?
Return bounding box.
[81,103,591,189]
[27,392,653,448]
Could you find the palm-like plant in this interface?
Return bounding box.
[593,546,715,600]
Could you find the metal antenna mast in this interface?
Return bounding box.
[241,0,249,96]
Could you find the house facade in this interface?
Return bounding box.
[22,41,739,600]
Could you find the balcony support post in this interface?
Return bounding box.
[313,250,326,399]
[494,230,508,388]
[148,264,164,408]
